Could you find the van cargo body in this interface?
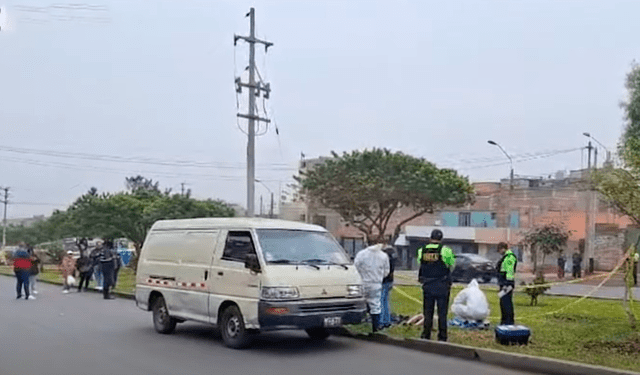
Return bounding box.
[135,218,366,348]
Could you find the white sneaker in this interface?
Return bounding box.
[33,291,38,295]
[96,287,103,291]
[28,295,36,300]
[63,290,69,294]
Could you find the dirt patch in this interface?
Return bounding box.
[583,332,640,355]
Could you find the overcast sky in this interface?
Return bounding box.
[0,0,637,219]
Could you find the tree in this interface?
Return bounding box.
[592,62,640,329]
[521,223,571,275]
[297,149,475,243]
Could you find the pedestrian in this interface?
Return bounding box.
[379,245,396,329]
[99,239,117,300]
[496,242,517,325]
[75,254,94,292]
[572,252,582,279]
[113,250,123,288]
[90,246,103,291]
[354,242,390,333]
[557,253,566,279]
[60,250,76,294]
[27,245,41,297]
[416,229,455,341]
[13,244,32,300]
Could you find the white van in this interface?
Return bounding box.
[135,218,366,348]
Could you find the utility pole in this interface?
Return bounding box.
[270,192,274,219]
[584,141,594,274]
[181,182,186,197]
[1,187,9,249]
[235,8,273,217]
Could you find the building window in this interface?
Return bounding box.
[459,212,471,227]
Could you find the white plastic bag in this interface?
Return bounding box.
[451,279,490,321]
[67,275,76,286]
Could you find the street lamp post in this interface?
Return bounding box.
[488,140,514,191]
[255,179,274,218]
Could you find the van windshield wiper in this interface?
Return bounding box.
[298,260,321,270]
[269,259,294,264]
[270,259,320,269]
[302,259,348,270]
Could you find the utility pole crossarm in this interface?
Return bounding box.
[234,34,274,50]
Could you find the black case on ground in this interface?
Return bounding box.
[495,325,531,345]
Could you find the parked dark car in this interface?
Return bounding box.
[451,253,495,283]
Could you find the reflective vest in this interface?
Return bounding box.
[418,243,450,280]
[497,250,517,286]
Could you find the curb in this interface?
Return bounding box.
[335,328,640,375]
[0,272,135,300]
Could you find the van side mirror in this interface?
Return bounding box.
[244,253,261,273]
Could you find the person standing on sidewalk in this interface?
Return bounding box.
[416,229,455,341]
[60,251,76,294]
[99,239,117,299]
[13,245,32,300]
[90,246,103,291]
[557,253,566,279]
[379,245,396,329]
[27,246,41,297]
[75,254,94,292]
[572,252,582,279]
[354,242,390,333]
[496,242,517,325]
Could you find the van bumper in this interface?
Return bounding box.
[258,298,366,331]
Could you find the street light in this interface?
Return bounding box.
[255,179,274,218]
[488,140,514,190]
[583,132,609,168]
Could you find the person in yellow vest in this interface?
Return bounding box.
[416,229,455,341]
[496,242,517,325]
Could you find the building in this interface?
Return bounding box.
[281,157,633,271]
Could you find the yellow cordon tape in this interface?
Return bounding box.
[392,251,636,322]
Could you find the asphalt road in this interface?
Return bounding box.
[0,276,539,375]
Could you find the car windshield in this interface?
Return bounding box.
[256,229,350,265]
[460,254,491,263]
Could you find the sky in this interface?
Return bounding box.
[0,0,638,219]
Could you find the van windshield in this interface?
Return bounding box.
[255,229,350,265]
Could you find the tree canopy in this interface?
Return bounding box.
[298,148,474,243]
[5,176,235,269]
[521,223,571,273]
[594,62,640,225]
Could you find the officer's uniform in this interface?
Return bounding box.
[497,249,517,325]
[416,242,455,341]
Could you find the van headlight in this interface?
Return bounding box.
[261,286,300,300]
[347,285,363,297]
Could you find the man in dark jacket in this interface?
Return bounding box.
[99,239,117,299]
[76,255,94,292]
[13,245,32,300]
[379,245,396,329]
[572,252,582,279]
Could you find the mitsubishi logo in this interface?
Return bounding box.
[321,289,328,295]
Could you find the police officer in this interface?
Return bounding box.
[496,242,517,325]
[416,229,455,341]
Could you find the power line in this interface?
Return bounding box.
[0,145,295,170]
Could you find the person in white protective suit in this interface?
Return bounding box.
[354,243,390,333]
[451,279,490,322]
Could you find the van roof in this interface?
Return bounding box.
[150,217,327,232]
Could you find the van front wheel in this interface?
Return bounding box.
[152,296,177,334]
[220,305,252,349]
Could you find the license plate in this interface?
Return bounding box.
[324,316,341,327]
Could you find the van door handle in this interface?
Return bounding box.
[204,270,208,280]
[218,271,224,276]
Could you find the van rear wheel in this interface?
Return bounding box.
[220,305,252,349]
[305,327,330,340]
[152,296,177,334]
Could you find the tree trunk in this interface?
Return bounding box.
[532,245,538,275]
[623,248,637,329]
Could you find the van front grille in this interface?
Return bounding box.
[298,303,358,313]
